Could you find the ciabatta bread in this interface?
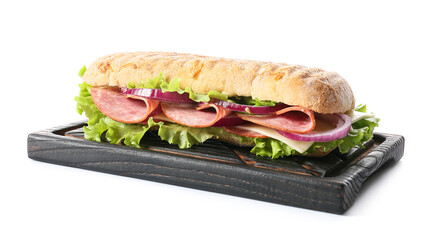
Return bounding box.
[83,52,355,113]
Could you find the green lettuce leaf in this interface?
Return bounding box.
[78,65,87,77]
[160,77,185,94]
[128,73,164,89]
[83,115,162,148]
[354,104,367,113]
[251,138,297,158]
[157,123,223,149]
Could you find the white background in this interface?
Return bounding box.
[1,0,423,239]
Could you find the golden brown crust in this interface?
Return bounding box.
[83,52,355,113]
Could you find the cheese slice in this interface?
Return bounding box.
[236,124,314,153]
[345,110,375,123]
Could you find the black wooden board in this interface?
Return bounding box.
[27,121,404,214]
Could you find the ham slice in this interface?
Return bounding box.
[91,87,160,123]
[160,102,232,128]
[236,106,316,134]
[223,126,268,138]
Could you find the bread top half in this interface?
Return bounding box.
[82,52,355,114]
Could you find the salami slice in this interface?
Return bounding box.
[212,113,246,127]
[236,106,316,134]
[223,126,268,138]
[160,102,232,128]
[91,87,160,123]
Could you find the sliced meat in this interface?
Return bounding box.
[236,106,315,134]
[160,102,232,128]
[223,126,268,138]
[91,87,160,123]
[212,113,246,127]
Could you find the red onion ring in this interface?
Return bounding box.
[121,87,193,103]
[213,100,287,114]
[277,113,351,142]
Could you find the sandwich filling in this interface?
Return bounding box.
[76,68,379,159]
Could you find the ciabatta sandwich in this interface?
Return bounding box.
[75,52,378,158]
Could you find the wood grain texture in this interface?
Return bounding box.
[27,121,404,214]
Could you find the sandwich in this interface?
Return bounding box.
[75,52,379,159]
